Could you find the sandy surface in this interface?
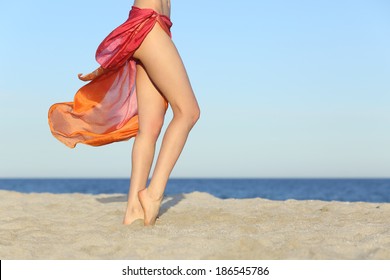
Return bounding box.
[0,190,389,260]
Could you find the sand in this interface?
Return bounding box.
[0,190,389,260]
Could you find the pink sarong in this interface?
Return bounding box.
[48,7,172,148]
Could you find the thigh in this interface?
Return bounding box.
[136,63,167,132]
[133,24,199,112]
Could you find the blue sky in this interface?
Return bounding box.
[0,0,389,178]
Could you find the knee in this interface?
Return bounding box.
[190,105,201,127]
[138,118,164,142]
[175,104,200,129]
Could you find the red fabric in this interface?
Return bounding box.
[48,6,172,148]
[97,6,172,69]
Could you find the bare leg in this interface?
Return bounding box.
[123,64,167,225]
[134,24,200,226]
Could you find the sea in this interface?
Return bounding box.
[0,178,389,203]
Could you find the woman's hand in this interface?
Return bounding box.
[78,67,105,81]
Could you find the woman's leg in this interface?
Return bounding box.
[134,23,200,226]
[123,64,167,225]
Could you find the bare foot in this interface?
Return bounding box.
[123,207,144,225]
[138,188,162,226]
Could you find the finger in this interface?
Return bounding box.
[78,73,92,81]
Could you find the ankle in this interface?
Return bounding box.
[126,199,142,210]
[126,206,143,213]
[144,187,164,202]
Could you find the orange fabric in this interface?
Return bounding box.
[48,7,172,148]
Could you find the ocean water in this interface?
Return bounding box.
[0,178,389,203]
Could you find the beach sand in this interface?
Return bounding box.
[0,190,389,260]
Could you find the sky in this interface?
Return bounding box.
[0,0,389,178]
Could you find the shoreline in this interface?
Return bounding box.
[0,190,389,259]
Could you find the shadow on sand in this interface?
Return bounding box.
[96,193,185,218]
